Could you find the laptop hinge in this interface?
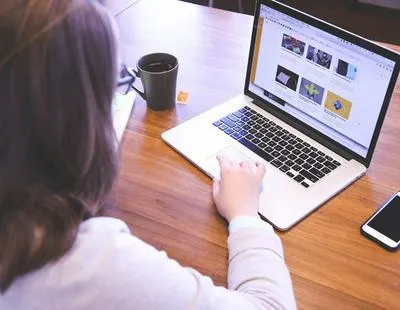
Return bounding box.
[252,98,353,161]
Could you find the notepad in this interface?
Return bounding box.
[112,91,136,143]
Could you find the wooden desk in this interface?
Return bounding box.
[108,0,400,308]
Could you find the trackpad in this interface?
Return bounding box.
[203,146,256,180]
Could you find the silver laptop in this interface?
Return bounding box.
[162,0,400,230]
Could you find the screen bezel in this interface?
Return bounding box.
[244,0,400,167]
[362,193,400,249]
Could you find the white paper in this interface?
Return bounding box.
[112,91,136,143]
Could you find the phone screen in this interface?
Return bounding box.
[368,195,400,242]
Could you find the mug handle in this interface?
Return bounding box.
[125,65,146,100]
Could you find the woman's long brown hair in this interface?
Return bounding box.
[0,0,118,292]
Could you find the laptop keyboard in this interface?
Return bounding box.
[212,106,341,188]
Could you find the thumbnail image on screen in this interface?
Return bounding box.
[306,46,332,69]
[281,34,306,56]
[275,65,299,91]
[324,91,352,120]
[336,59,358,80]
[299,77,325,105]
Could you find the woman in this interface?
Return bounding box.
[0,0,296,309]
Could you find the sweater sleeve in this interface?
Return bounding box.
[6,218,295,310]
[69,218,297,310]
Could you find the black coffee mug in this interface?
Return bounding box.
[129,53,178,110]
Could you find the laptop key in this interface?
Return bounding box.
[295,158,304,165]
[239,130,248,136]
[243,106,251,111]
[237,138,274,162]
[225,128,234,135]
[295,143,304,149]
[239,107,247,113]
[293,149,301,155]
[228,114,240,122]
[286,145,295,151]
[213,120,222,127]
[303,141,310,147]
[302,148,311,154]
[309,167,325,179]
[245,134,254,140]
[278,155,287,162]
[299,169,319,183]
[249,128,257,134]
[271,151,280,157]
[252,138,261,144]
[274,145,284,151]
[288,154,297,160]
[260,128,268,134]
[300,153,308,160]
[324,161,337,170]
[221,117,235,127]
[231,132,242,140]
[301,182,310,188]
[258,142,267,149]
[280,165,290,173]
[272,136,280,142]
[253,124,262,130]
[302,163,312,170]
[314,162,323,169]
[250,115,259,121]
[256,119,266,125]
[264,146,274,153]
[281,149,290,156]
[241,116,250,122]
[294,175,305,183]
[236,121,245,127]
[268,141,277,147]
[233,126,242,132]
[292,164,302,172]
[333,160,341,166]
[317,151,325,156]
[306,158,316,165]
[309,151,318,158]
[218,124,228,131]
[271,160,283,168]
[286,171,295,178]
[247,120,256,126]
[286,160,295,167]
[244,111,252,117]
[261,137,269,143]
[316,156,325,162]
[279,140,288,146]
[321,167,331,174]
[325,155,333,161]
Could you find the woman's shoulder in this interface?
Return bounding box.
[78,216,131,234]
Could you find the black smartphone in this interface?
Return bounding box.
[361,192,400,252]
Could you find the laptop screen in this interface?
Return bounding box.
[246,1,398,159]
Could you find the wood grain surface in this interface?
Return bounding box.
[107,0,400,308]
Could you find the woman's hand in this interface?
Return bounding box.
[212,155,266,222]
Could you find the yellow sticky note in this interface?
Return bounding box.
[177,91,189,104]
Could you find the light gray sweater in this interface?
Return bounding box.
[0,217,296,309]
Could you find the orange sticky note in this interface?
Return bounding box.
[177,91,189,104]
